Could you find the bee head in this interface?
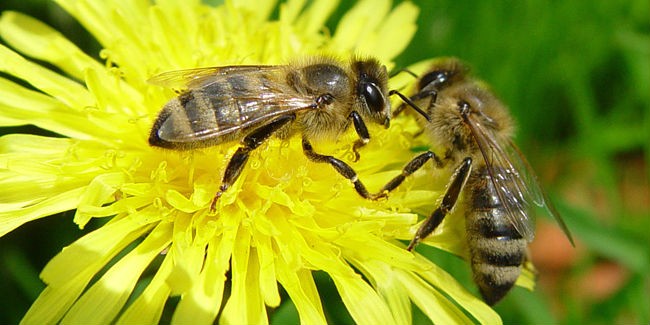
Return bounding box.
[416,58,471,112]
[352,59,391,128]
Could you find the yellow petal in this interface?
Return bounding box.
[330,0,390,52]
[148,5,198,69]
[396,269,475,324]
[23,216,154,324]
[0,187,85,237]
[295,0,340,36]
[331,272,397,325]
[231,0,277,21]
[55,0,155,81]
[354,260,412,325]
[254,233,281,307]
[41,213,155,285]
[0,79,117,140]
[275,262,326,325]
[336,226,423,271]
[515,260,537,291]
[221,230,267,325]
[21,267,98,325]
[278,0,308,24]
[61,222,172,324]
[170,234,233,323]
[358,1,420,63]
[0,44,93,109]
[165,189,202,213]
[83,66,145,116]
[414,255,503,325]
[166,212,205,295]
[0,11,102,80]
[74,172,129,227]
[117,252,174,324]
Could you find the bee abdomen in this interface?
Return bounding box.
[467,213,527,305]
[471,262,522,306]
[465,167,527,305]
[150,79,257,149]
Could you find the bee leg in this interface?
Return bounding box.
[389,89,431,121]
[407,157,473,251]
[302,138,383,200]
[348,111,370,162]
[389,67,419,79]
[210,114,296,211]
[410,89,438,103]
[375,151,439,197]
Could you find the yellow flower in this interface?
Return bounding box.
[0,0,506,324]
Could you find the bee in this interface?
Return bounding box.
[148,56,398,211]
[383,58,573,305]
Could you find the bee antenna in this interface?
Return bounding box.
[389,67,419,79]
[389,90,432,122]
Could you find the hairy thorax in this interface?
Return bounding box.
[285,62,354,140]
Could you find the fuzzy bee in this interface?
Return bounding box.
[149,56,403,210]
[384,58,573,305]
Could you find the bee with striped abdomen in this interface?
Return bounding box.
[383,57,573,305]
[148,56,397,211]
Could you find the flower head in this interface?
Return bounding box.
[1,0,507,324]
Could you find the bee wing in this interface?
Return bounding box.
[466,115,540,242]
[505,141,575,245]
[152,66,319,145]
[174,92,317,144]
[148,65,282,89]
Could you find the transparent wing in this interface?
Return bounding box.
[505,140,574,245]
[148,65,284,89]
[160,92,317,144]
[466,114,541,242]
[151,66,319,144]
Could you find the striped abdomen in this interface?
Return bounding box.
[465,165,527,305]
[149,73,287,150]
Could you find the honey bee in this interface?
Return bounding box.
[148,56,397,211]
[384,58,573,305]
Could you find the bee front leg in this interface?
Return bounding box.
[210,114,296,212]
[407,157,472,251]
[302,138,386,200]
[375,150,439,195]
[348,111,370,162]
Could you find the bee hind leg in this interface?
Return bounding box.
[407,157,472,251]
[210,114,296,211]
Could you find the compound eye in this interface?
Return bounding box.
[361,82,385,113]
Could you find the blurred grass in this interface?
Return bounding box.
[1,0,649,324]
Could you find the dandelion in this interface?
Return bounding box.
[0,0,516,323]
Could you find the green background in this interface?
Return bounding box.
[0,0,648,324]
